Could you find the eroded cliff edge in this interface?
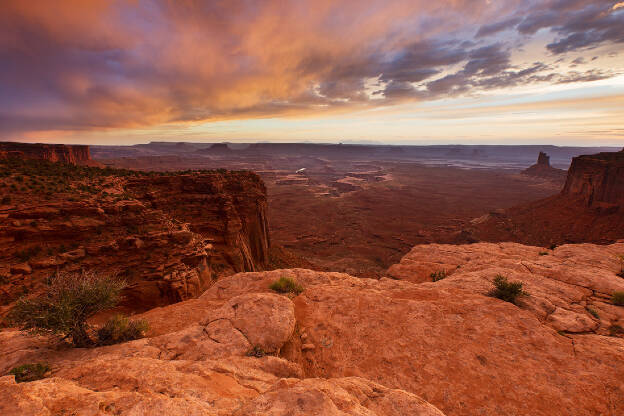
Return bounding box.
[0,158,270,311]
[0,142,91,165]
[460,149,624,246]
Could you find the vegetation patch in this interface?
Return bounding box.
[7,271,125,347]
[246,346,266,358]
[608,324,623,337]
[9,363,50,383]
[97,314,149,346]
[612,291,624,306]
[586,307,600,319]
[538,251,548,256]
[269,277,304,295]
[430,270,447,282]
[616,254,624,278]
[488,275,528,305]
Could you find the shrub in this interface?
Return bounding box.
[488,275,528,305]
[538,251,548,256]
[549,243,557,250]
[612,291,624,306]
[6,271,125,347]
[9,363,50,383]
[586,307,600,319]
[97,314,149,346]
[1,196,10,204]
[269,277,304,295]
[609,324,623,337]
[246,345,266,358]
[430,270,447,282]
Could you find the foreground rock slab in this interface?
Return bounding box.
[1,242,623,415]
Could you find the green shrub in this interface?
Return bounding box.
[488,275,528,305]
[612,291,624,306]
[538,251,548,256]
[269,277,304,295]
[246,345,266,358]
[9,363,50,383]
[97,314,149,346]
[586,307,599,319]
[609,324,623,337]
[430,270,447,282]
[7,271,125,347]
[549,243,557,250]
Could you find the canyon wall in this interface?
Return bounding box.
[456,149,624,246]
[0,163,270,311]
[562,150,624,207]
[126,171,270,273]
[0,142,91,164]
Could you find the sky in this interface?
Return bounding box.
[1,0,624,146]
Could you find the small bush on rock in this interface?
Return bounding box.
[97,314,149,345]
[612,291,624,306]
[246,346,266,358]
[430,270,447,282]
[7,271,125,347]
[269,277,304,295]
[608,324,623,336]
[586,307,600,319]
[488,275,528,305]
[9,363,50,383]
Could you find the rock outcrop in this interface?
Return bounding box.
[0,159,270,312]
[562,149,624,207]
[0,291,443,416]
[461,149,624,246]
[2,242,622,415]
[521,151,567,181]
[0,142,91,165]
[126,172,270,273]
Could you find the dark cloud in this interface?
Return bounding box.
[476,17,521,37]
[0,0,622,138]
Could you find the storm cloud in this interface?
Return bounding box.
[0,0,622,138]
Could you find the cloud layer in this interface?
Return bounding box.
[1,0,623,139]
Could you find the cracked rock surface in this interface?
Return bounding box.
[1,242,623,415]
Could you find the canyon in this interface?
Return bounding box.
[465,149,624,246]
[0,143,623,415]
[0,157,270,312]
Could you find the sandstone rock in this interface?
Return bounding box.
[233,377,446,416]
[29,257,66,269]
[203,293,296,353]
[59,247,86,261]
[0,142,91,164]
[464,150,624,246]
[0,170,270,312]
[521,151,567,181]
[2,242,623,416]
[562,150,624,207]
[10,263,31,275]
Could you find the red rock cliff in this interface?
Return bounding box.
[562,149,624,207]
[0,162,270,311]
[126,171,270,273]
[0,142,91,164]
